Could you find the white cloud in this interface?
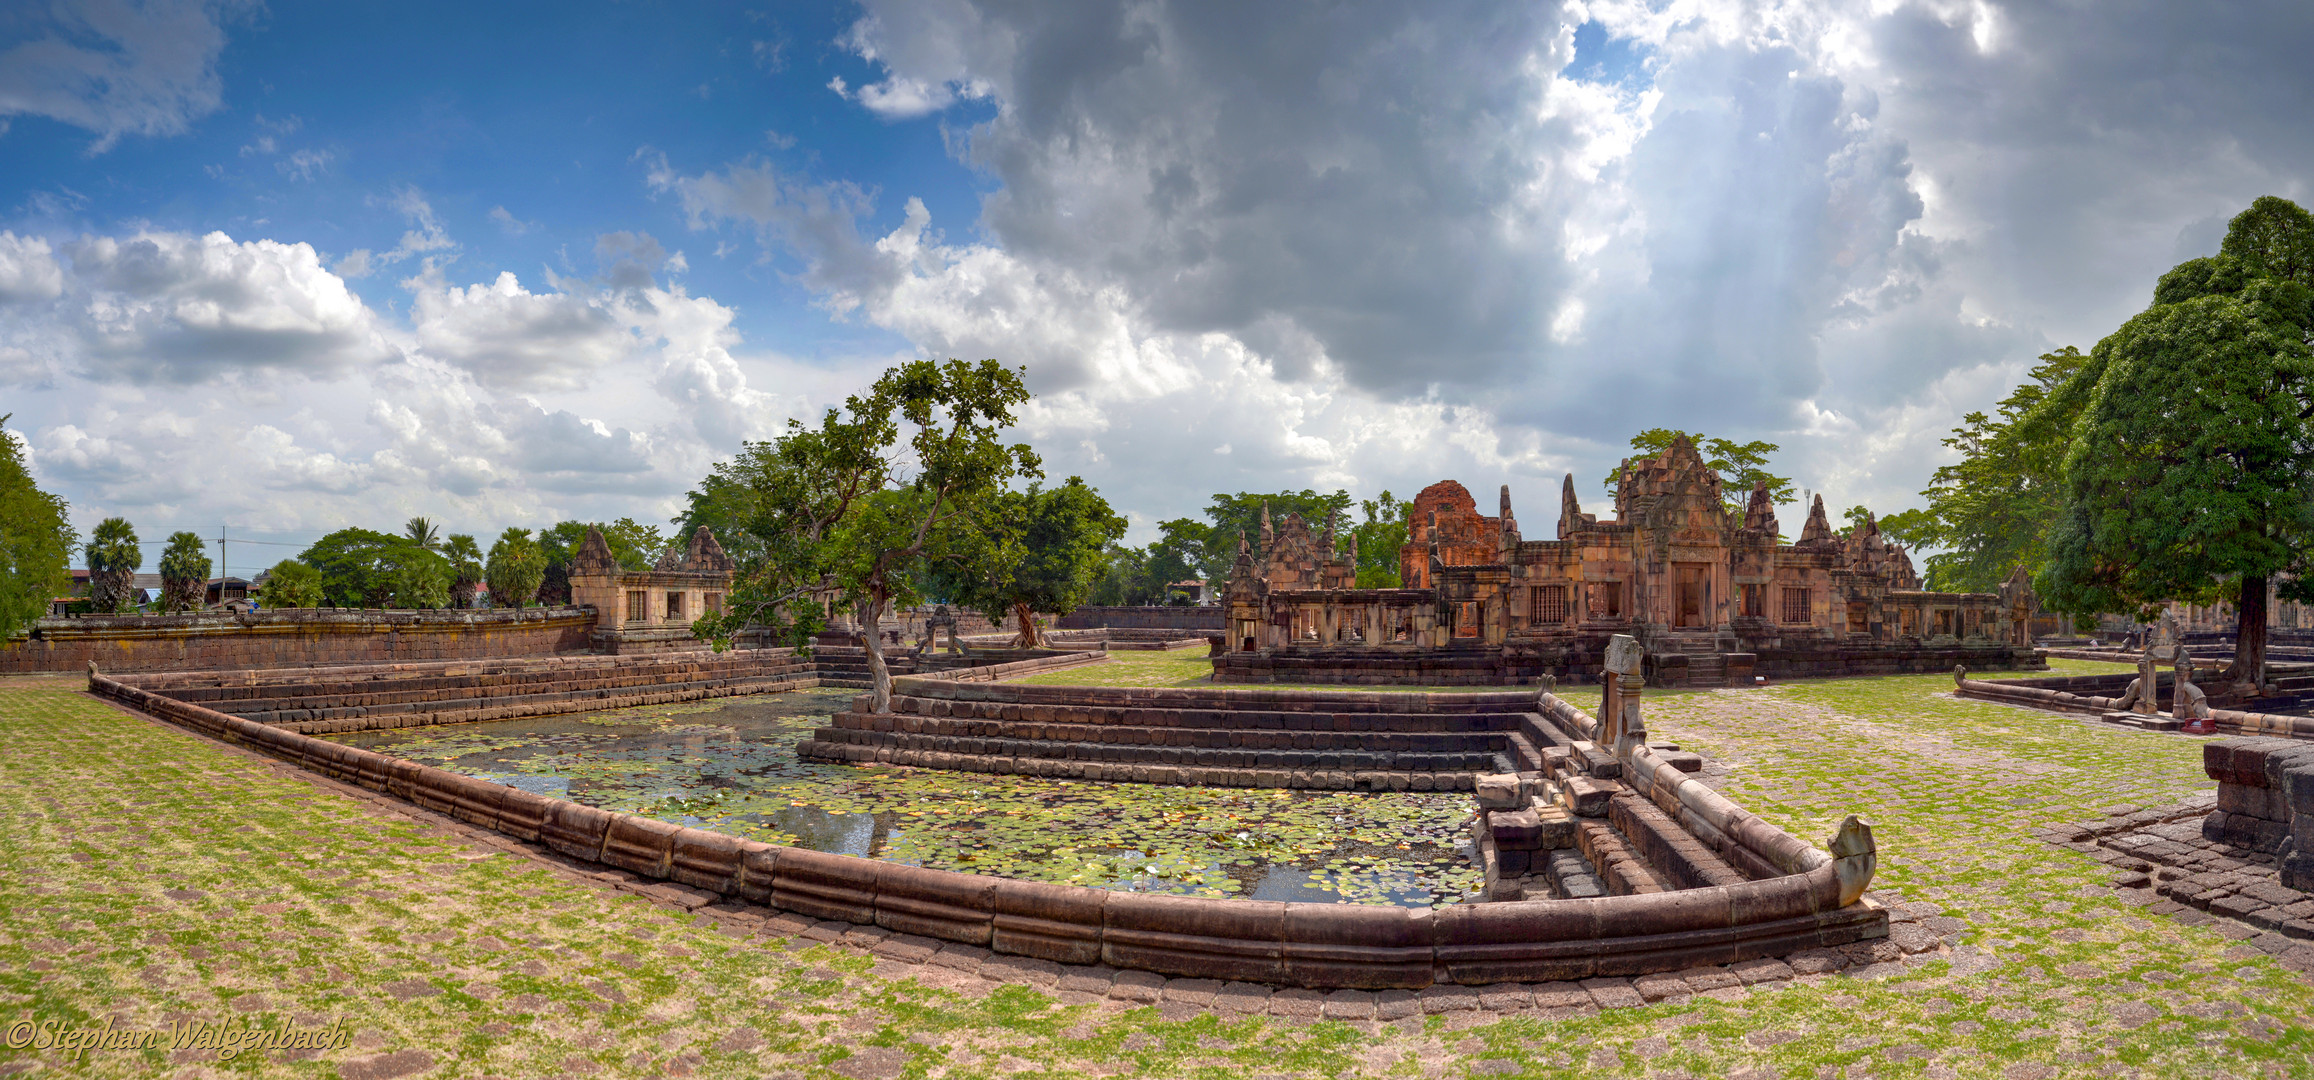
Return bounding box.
[0,232,67,304]
[277,148,332,181]
[488,205,534,235]
[0,0,250,152]
[407,269,635,392]
[681,0,2314,538]
[61,229,391,383]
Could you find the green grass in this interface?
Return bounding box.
[2,665,2309,1078]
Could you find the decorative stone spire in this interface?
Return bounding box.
[1558,472,1594,539]
[1498,484,1520,556]
[685,525,733,572]
[1798,494,1834,546]
[570,527,620,577]
[1259,501,1274,551]
[1741,479,1779,535]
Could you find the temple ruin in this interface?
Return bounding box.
[1218,436,2042,686]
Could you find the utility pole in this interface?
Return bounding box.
[213,525,228,602]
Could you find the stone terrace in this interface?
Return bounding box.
[798,681,1555,791]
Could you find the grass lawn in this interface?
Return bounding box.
[3,656,2309,1078]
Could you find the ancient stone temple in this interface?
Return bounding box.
[1218,436,2043,686]
[568,525,735,653]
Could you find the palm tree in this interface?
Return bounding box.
[158,531,211,612]
[443,534,484,608]
[403,516,441,550]
[85,517,141,613]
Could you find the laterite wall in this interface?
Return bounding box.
[3,608,597,674]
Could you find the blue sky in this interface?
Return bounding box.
[4,0,2312,576]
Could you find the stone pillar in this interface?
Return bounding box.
[1600,633,1647,757]
[1318,603,1337,645]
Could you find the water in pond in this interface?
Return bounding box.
[329,689,1484,906]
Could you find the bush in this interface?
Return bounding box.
[260,560,324,608]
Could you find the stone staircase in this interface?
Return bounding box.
[798,683,1541,791]
[1656,634,1728,689]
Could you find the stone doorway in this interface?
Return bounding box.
[1675,564,1708,628]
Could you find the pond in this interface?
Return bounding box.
[329,689,1485,907]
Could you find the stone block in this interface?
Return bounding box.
[1321,989,1377,1020]
[1578,976,1643,1009]
[1475,773,1523,809]
[1560,776,1614,818]
[1419,983,1480,1012]
[1631,973,1689,1002]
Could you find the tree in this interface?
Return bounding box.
[403,517,441,550]
[942,478,1128,647]
[158,531,211,612]
[85,517,141,614]
[696,359,1040,712]
[0,414,73,638]
[1351,490,1409,588]
[1086,542,1152,606]
[1602,429,1792,512]
[260,559,324,608]
[300,528,412,608]
[601,517,667,569]
[486,528,546,608]
[388,548,452,608]
[443,534,483,608]
[1891,348,2092,592]
[2042,196,2314,691]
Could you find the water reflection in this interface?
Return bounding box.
[330,688,1483,907]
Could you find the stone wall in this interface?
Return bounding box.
[1213,641,2041,688]
[93,667,1885,988]
[1054,606,1227,631]
[0,608,597,674]
[2199,739,2314,891]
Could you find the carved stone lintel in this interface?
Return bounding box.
[1830,815,1877,908]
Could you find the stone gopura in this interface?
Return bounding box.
[1217,436,2043,687]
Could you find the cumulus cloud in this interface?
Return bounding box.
[62,229,391,383]
[645,0,2314,531]
[407,269,635,391]
[0,232,66,304]
[0,0,251,151]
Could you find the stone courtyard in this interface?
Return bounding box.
[5,654,2311,1078]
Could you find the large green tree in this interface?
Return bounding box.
[85,517,141,614]
[158,531,211,612]
[486,528,546,608]
[0,415,73,638]
[299,528,449,608]
[939,477,1127,646]
[260,559,324,608]
[2042,196,2314,690]
[1602,429,1792,512]
[696,359,1040,712]
[1351,490,1409,588]
[1889,347,2092,592]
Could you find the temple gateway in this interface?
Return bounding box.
[1216,436,2043,687]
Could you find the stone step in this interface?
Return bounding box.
[801,726,1501,774]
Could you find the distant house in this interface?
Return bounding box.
[1168,580,1210,604]
[203,577,252,606]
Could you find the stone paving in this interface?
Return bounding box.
[3,666,2313,1077]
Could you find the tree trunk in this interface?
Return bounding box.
[1013,600,1042,649]
[2227,575,2269,692]
[862,592,893,713]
